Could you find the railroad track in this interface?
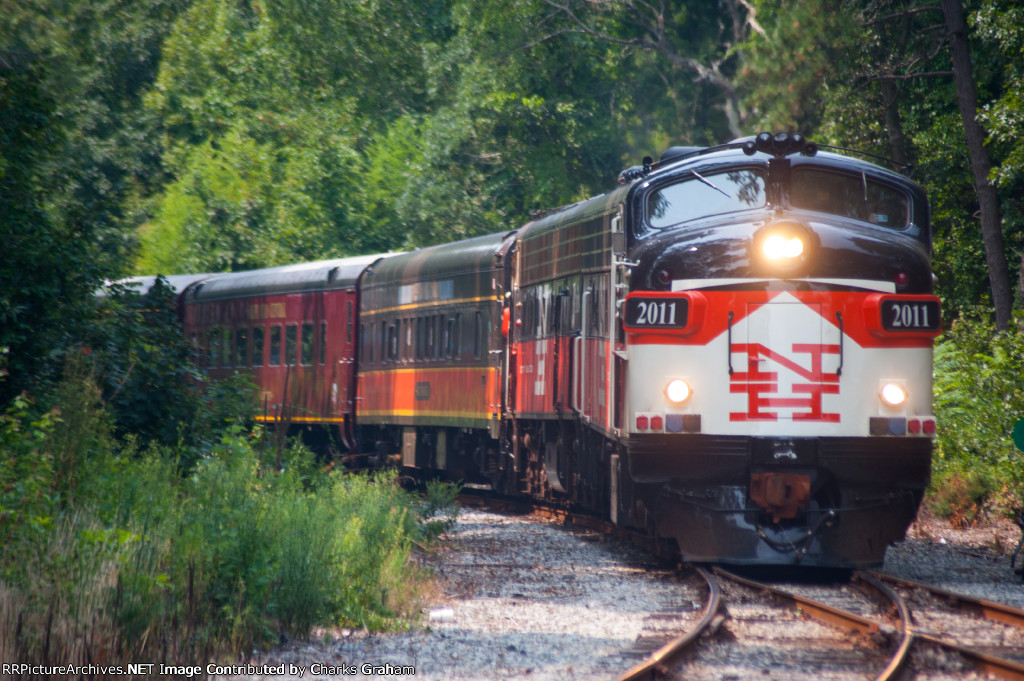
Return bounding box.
[456,491,1024,680]
[635,568,1024,680]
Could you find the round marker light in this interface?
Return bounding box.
[880,382,908,407]
[665,379,691,404]
[763,234,805,260]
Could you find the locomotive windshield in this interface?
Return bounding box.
[647,169,766,229]
[790,168,909,229]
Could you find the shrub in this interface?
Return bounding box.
[926,469,997,528]
[932,309,1024,513]
[1,359,454,670]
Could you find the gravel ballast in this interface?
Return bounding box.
[218,507,1024,680]
[220,508,698,680]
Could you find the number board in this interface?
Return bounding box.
[880,299,940,332]
[624,297,689,329]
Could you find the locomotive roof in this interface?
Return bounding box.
[187,254,391,302]
[362,231,516,287]
[642,143,927,199]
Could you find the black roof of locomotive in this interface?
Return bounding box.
[186,254,391,303]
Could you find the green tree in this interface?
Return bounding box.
[138,0,455,269]
[0,0,189,405]
[0,56,95,404]
[975,0,1024,304]
[741,0,1023,322]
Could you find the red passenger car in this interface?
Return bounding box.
[182,255,386,450]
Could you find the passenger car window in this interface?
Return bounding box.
[269,326,281,366]
[647,169,765,229]
[252,327,264,366]
[790,168,909,228]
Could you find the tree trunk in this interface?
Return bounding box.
[881,79,908,167]
[942,0,1013,329]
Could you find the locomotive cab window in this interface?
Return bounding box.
[647,169,765,229]
[790,168,909,228]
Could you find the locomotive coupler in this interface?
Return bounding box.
[756,509,838,564]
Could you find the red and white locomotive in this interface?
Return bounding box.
[175,133,940,567]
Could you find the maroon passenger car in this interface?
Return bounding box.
[182,255,387,450]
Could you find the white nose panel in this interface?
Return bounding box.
[729,295,841,424]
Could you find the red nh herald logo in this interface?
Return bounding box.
[729,343,841,422]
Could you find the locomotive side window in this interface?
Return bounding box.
[790,169,909,228]
[647,169,765,229]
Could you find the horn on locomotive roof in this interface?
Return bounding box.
[742,131,818,158]
[617,155,655,185]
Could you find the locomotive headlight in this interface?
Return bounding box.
[665,378,692,404]
[762,234,804,260]
[754,221,813,272]
[880,382,908,407]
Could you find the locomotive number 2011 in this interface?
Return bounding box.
[625,297,689,329]
[881,299,940,331]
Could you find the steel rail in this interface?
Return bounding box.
[713,568,884,637]
[614,567,721,681]
[867,570,1024,629]
[914,632,1024,681]
[856,571,914,681]
[714,568,914,681]
[866,571,1024,681]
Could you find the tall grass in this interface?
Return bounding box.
[0,359,458,672]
